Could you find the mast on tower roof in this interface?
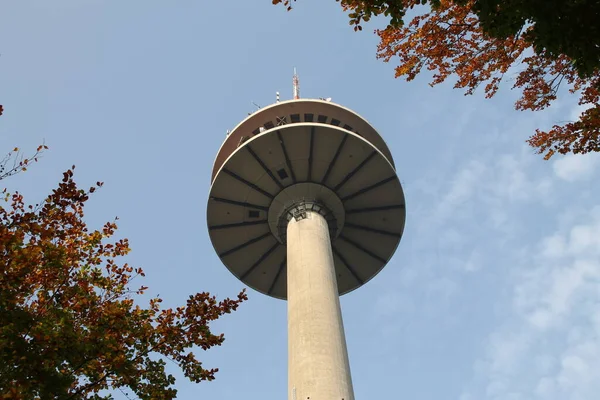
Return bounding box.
[293,67,300,100]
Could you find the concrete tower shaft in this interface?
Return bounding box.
[287,211,354,400]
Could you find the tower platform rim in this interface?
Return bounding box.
[207,122,406,300]
[211,99,395,183]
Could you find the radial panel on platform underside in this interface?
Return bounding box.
[207,123,406,300]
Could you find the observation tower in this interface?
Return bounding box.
[207,72,406,400]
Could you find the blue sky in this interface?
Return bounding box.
[2,1,600,399]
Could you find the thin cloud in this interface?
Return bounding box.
[461,205,600,400]
[553,153,600,182]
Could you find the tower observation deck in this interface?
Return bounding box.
[207,95,406,400]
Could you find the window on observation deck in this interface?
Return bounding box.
[264,121,274,130]
[277,168,289,180]
[330,119,340,126]
[317,115,328,123]
[343,124,353,131]
[304,113,314,122]
[290,114,300,123]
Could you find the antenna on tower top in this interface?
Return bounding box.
[293,68,300,100]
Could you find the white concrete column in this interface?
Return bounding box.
[287,210,354,400]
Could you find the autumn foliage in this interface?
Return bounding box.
[0,145,47,181]
[275,0,600,159]
[0,164,247,399]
